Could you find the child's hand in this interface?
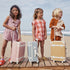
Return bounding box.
[17,37,21,41]
[52,26,58,29]
[11,27,16,31]
[17,39,21,42]
[44,35,47,40]
[33,36,35,41]
[58,28,62,31]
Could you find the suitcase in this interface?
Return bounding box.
[27,41,39,63]
[51,27,66,63]
[10,41,25,64]
[51,41,66,63]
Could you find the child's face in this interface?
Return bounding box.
[11,7,18,16]
[37,10,43,19]
[58,11,63,18]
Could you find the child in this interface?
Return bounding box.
[49,8,65,41]
[0,5,22,65]
[32,8,47,60]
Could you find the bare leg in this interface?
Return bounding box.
[1,40,8,59]
[37,41,39,56]
[40,40,44,58]
[10,41,13,57]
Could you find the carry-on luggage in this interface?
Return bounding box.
[51,41,66,63]
[10,41,25,64]
[27,41,39,63]
[10,31,25,64]
[51,29,66,63]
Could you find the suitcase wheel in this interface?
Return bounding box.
[62,61,63,63]
[16,62,19,64]
[53,61,55,63]
[37,61,39,63]
[62,61,65,63]
[10,61,12,63]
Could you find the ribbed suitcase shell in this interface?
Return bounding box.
[10,41,25,64]
[27,41,39,63]
[51,41,66,63]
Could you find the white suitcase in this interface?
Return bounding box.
[27,41,39,63]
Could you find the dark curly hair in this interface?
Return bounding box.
[10,5,22,19]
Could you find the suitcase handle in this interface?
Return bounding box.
[34,39,38,42]
[13,31,15,41]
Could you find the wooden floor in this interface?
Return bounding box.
[0,57,70,70]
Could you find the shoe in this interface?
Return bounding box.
[38,57,42,61]
[0,60,5,65]
[42,56,46,60]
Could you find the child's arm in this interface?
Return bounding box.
[44,28,47,40]
[3,16,16,31]
[49,19,53,28]
[32,24,35,41]
[49,18,57,29]
[44,23,47,40]
[62,24,65,29]
[58,23,65,31]
[17,21,21,41]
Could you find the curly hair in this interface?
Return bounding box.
[33,8,43,20]
[10,5,22,19]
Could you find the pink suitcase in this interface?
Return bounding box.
[10,41,25,64]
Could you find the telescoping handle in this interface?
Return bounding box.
[13,31,15,41]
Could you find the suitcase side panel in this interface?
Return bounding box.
[27,42,33,62]
[51,41,66,61]
[10,41,25,63]
[27,41,39,62]
[32,42,39,62]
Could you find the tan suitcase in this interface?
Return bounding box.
[51,41,66,63]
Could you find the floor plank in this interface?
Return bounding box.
[49,60,57,66]
[44,58,51,66]
[63,61,70,66]
[7,62,15,67]
[66,57,70,65]
[56,61,64,66]
[13,59,24,68]
[26,60,32,67]
[39,59,45,67]
[20,58,28,67]
[32,62,39,67]
[0,57,70,68]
